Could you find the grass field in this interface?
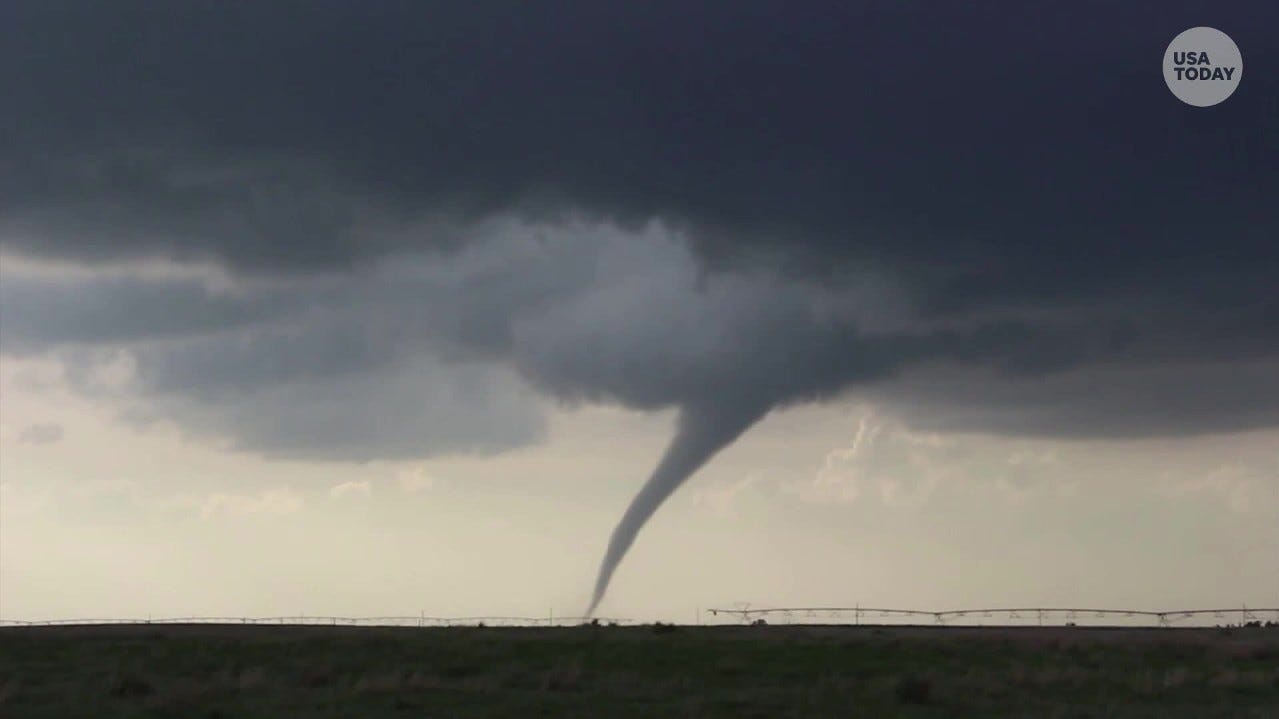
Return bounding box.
[2,623,1276,717]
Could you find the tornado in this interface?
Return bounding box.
[586,400,769,617]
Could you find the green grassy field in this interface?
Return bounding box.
[2,623,1276,718]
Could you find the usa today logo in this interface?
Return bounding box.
[1163,27,1242,107]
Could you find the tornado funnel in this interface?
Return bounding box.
[586,400,768,616]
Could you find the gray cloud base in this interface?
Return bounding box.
[4,222,1274,463]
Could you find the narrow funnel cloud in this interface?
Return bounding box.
[587,400,769,616]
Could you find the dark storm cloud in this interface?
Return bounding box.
[0,148,404,270]
[133,356,549,462]
[6,224,1273,462]
[5,2,1276,283]
[869,358,1279,439]
[0,267,295,353]
[1,0,1277,453]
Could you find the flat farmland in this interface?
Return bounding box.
[2,623,1276,718]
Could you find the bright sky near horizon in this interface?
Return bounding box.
[3,353,1275,622]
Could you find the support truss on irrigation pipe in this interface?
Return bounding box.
[705,606,1279,627]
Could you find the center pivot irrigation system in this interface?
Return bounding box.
[706,606,1279,627]
[3,607,1277,629]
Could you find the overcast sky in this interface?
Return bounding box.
[2,1,1276,622]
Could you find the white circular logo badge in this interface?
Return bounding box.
[1163,27,1242,107]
